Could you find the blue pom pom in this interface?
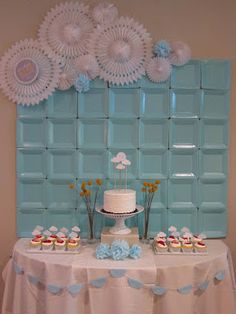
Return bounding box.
[111,240,129,260]
[153,40,171,58]
[74,74,90,93]
[129,244,142,259]
[96,243,111,259]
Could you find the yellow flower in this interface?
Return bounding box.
[155,180,161,185]
[69,183,75,190]
[80,191,85,197]
[143,182,149,187]
[81,181,86,190]
[87,180,93,186]
[96,178,103,186]
[84,190,91,197]
[141,187,147,192]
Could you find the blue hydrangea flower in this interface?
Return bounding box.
[74,74,90,93]
[96,243,111,259]
[129,244,142,259]
[153,40,171,58]
[111,240,130,260]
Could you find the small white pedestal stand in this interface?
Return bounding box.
[96,205,143,245]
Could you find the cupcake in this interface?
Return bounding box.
[54,239,66,251]
[48,234,58,242]
[192,233,206,243]
[69,231,80,245]
[169,239,181,252]
[30,238,42,250]
[180,232,193,243]
[156,240,168,253]
[34,234,44,241]
[155,232,167,243]
[67,239,79,252]
[194,241,207,253]
[56,232,68,242]
[41,239,54,251]
[182,241,193,253]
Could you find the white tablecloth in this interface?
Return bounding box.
[2,239,236,314]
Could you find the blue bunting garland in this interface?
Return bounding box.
[13,259,227,297]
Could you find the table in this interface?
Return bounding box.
[2,239,236,314]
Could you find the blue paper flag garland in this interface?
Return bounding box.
[90,277,107,288]
[27,274,40,286]
[198,280,209,291]
[128,278,143,289]
[67,284,84,296]
[215,271,225,281]
[177,284,193,295]
[110,269,126,278]
[47,284,63,294]
[152,285,167,296]
[12,259,227,297]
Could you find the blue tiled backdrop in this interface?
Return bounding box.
[16,59,231,238]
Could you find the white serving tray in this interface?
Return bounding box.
[26,247,80,254]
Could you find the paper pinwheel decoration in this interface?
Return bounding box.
[0,39,60,106]
[38,2,95,63]
[88,16,152,85]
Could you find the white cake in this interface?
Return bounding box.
[103,189,136,214]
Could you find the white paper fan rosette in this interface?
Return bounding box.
[88,16,152,85]
[38,2,95,63]
[146,57,171,83]
[0,39,60,106]
[74,54,99,79]
[57,62,77,90]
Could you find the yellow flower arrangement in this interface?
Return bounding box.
[142,180,160,240]
[69,179,103,240]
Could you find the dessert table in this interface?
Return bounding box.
[2,239,236,314]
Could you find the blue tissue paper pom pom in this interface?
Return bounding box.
[153,40,171,58]
[111,240,130,260]
[74,74,90,93]
[129,244,142,259]
[96,243,111,259]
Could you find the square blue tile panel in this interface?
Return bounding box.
[145,210,167,237]
[201,60,231,90]
[47,89,77,118]
[17,209,45,237]
[108,149,138,180]
[45,209,76,230]
[140,119,168,149]
[17,178,46,209]
[78,149,108,179]
[17,101,46,118]
[200,119,228,148]
[78,119,107,148]
[167,208,198,234]
[140,88,169,118]
[171,60,201,89]
[199,149,227,179]
[78,88,108,118]
[139,149,168,179]
[47,149,77,180]
[169,148,198,178]
[199,178,227,208]
[46,180,77,209]
[17,148,46,179]
[108,119,138,148]
[198,207,227,237]
[169,118,199,148]
[139,179,167,208]
[201,90,230,118]
[170,89,201,118]
[168,178,197,208]
[47,118,76,149]
[109,88,140,118]
[17,118,45,148]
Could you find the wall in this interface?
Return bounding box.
[0,0,236,308]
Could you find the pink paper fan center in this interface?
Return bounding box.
[109,40,131,63]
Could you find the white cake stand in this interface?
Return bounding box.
[96,205,144,235]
